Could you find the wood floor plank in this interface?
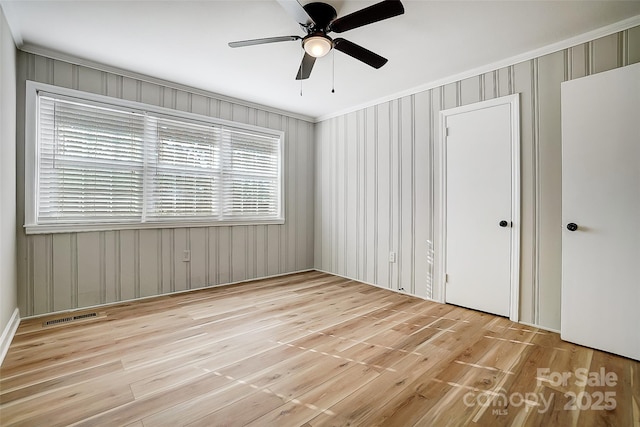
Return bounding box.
[344,317,497,426]
[72,371,236,426]
[237,364,381,427]
[140,350,330,426]
[306,344,453,426]
[1,270,638,426]
[0,359,124,405]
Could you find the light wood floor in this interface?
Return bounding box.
[1,271,638,426]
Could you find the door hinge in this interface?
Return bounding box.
[445,273,448,283]
[446,127,450,137]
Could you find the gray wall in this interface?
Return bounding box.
[314,26,640,331]
[16,53,315,317]
[0,8,18,338]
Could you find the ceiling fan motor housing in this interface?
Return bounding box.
[302,2,337,32]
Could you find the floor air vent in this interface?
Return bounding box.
[44,312,98,327]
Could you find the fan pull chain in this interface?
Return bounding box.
[331,49,335,93]
[300,48,304,96]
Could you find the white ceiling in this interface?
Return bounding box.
[2,1,640,120]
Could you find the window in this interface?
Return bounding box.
[25,82,284,234]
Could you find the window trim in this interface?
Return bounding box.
[25,81,285,234]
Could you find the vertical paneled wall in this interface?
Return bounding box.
[314,26,640,331]
[16,52,315,317]
[0,7,17,335]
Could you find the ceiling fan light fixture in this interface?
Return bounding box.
[303,35,332,58]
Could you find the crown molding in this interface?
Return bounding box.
[18,43,316,123]
[9,11,640,123]
[316,14,640,122]
[0,1,23,46]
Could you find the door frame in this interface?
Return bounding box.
[435,94,521,322]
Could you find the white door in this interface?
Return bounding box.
[561,63,640,361]
[443,96,519,318]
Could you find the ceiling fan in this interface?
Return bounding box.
[228,0,405,80]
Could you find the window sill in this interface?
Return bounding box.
[24,218,286,235]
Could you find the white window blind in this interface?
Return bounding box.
[147,116,222,220]
[37,96,146,223]
[224,128,280,218]
[27,84,283,233]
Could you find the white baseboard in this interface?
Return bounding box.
[313,268,442,304]
[313,268,563,333]
[0,308,20,366]
[21,269,317,321]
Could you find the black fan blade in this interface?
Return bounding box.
[333,38,388,69]
[229,36,301,48]
[296,53,317,80]
[277,0,314,26]
[330,0,404,33]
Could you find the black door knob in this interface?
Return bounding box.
[499,220,509,227]
[567,223,578,231]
